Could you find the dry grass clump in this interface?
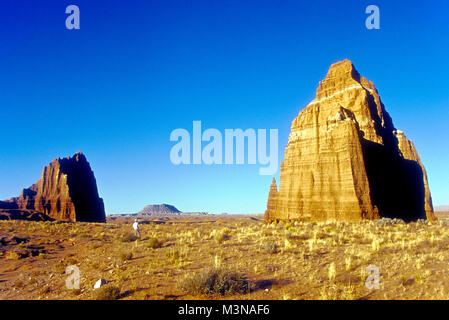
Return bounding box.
[95,285,121,300]
[146,237,164,249]
[319,282,357,300]
[328,262,336,282]
[119,252,133,262]
[69,288,82,296]
[210,229,231,244]
[165,247,188,267]
[54,261,67,274]
[78,232,91,238]
[178,268,249,295]
[215,232,230,244]
[5,250,23,260]
[40,285,51,295]
[120,232,138,242]
[13,279,24,288]
[263,241,279,254]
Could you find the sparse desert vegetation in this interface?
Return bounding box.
[1,214,449,300]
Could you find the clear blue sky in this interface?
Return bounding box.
[1,0,448,214]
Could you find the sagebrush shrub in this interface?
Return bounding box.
[120,232,138,242]
[95,285,121,300]
[178,268,248,295]
[264,241,279,254]
[146,237,163,249]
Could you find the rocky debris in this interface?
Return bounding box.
[0,235,48,260]
[3,245,47,259]
[0,152,106,222]
[374,218,406,226]
[266,59,435,222]
[0,236,29,246]
[0,209,54,222]
[437,219,449,226]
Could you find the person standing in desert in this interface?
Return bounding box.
[132,218,141,238]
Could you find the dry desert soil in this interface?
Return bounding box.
[2,213,449,300]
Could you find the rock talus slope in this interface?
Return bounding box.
[266,60,435,222]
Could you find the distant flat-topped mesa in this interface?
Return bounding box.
[265,59,435,222]
[138,204,181,216]
[0,152,106,222]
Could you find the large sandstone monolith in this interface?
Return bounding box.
[265,59,435,222]
[0,152,106,222]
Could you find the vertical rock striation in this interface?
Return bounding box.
[266,59,434,222]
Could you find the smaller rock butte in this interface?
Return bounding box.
[0,152,106,222]
[265,59,436,222]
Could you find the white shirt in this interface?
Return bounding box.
[132,222,139,230]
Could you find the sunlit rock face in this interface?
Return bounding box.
[265,59,435,222]
[0,152,106,222]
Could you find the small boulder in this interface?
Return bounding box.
[94,279,107,289]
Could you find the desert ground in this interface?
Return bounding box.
[2,213,449,300]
